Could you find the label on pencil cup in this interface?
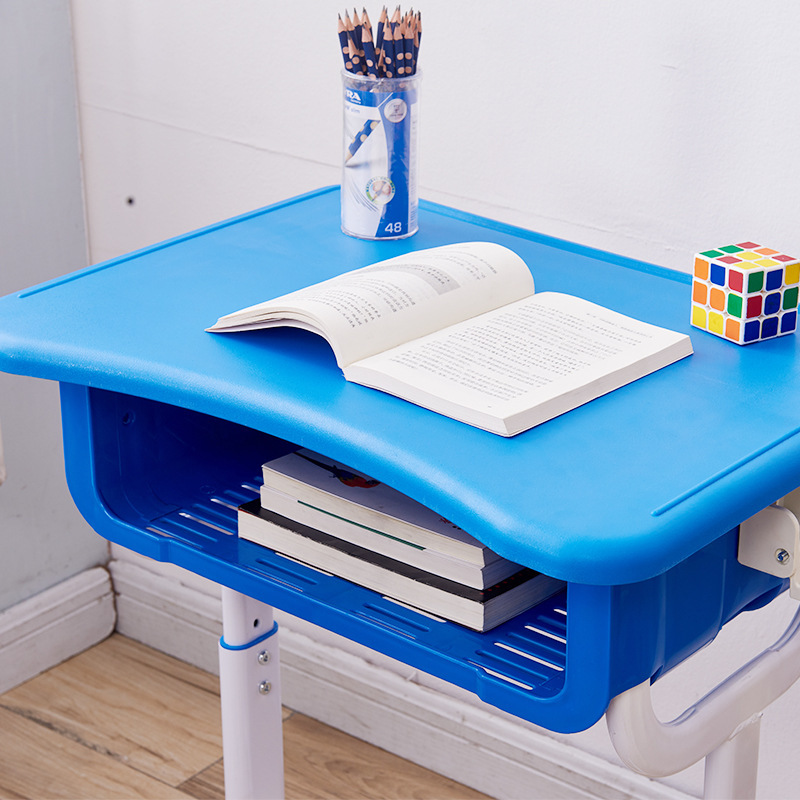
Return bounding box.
[341,71,420,240]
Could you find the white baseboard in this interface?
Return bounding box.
[111,556,222,675]
[0,565,116,693]
[108,550,690,800]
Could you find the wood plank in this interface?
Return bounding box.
[1,634,222,787]
[178,759,224,800]
[97,630,220,695]
[0,706,192,799]
[178,713,490,800]
[283,712,491,800]
[1,634,488,800]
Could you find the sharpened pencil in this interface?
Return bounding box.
[375,6,387,55]
[350,7,363,50]
[392,17,405,75]
[361,7,373,42]
[380,18,395,76]
[401,15,414,74]
[337,15,351,69]
[361,22,379,77]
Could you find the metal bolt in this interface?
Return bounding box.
[257,650,271,665]
[775,548,791,565]
[258,680,272,695]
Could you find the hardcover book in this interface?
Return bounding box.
[260,484,524,589]
[260,448,502,569]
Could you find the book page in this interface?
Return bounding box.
[347,292,691,429]
[208,242,535,366]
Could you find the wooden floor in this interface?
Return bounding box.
[0,634,489,800]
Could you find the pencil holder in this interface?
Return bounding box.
[341,70,421,240]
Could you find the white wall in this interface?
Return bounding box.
[69,2,800,797]
[0,0,108,612]
[71,1,800,269]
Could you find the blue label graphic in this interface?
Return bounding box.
[342,82,419,240]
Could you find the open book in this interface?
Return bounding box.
[208,242,693,436]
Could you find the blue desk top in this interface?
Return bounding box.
[2,187,799,585]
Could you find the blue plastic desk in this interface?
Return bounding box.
[0,187,794,738]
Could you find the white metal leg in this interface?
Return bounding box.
[703,715,761,800]
[606,606,800,799]
[219,587,284,800]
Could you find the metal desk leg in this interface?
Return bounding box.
[703,715,761,800]
[219,587,284,800]
[607,606,800,800]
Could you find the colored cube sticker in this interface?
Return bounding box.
[690,242,799,344]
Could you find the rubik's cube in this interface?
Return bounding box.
[691,242,799,344]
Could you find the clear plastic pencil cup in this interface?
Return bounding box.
[341,70,421,240]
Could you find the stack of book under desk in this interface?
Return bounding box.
[238,448,565,632]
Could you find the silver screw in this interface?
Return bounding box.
[258,680,271,695]
[257,650,271,665]
[775,548,791,565]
